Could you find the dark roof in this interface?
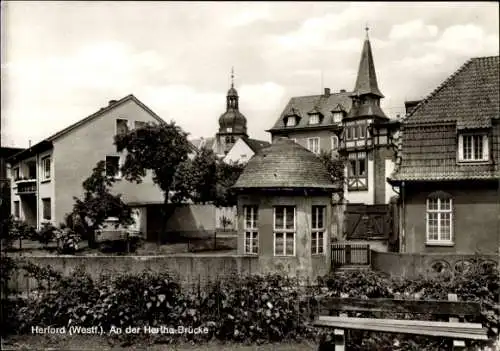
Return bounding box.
[390,56,500,183]
[351,37,384,98]
[268,91,352,132]
[233,137,340,190]
[1,147,25,159]
[403,56,499,128]
[243,137,271,152]
[8,94,166,163]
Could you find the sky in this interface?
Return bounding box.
[1,1,499,148]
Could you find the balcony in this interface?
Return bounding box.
[16,179,37,195]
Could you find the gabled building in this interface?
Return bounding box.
[8,94,165,232]
[388,56,500,254]
[268,30,399,206]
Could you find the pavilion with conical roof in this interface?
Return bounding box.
[232,137,342,279]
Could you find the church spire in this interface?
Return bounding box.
[352,27,384,98]
[231,66,235,88]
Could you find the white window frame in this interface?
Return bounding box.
[331,135,338,151]
[42,198,51,221]
[307,137,320,154]
[426,196,453,245]
[243,205,259,255]
[115,118,129,135]
[273,206,296,256]
[311,206,325,255]
[286,116,296,127]
[13,201,20,218]
[309,114,320,125]
[105,155,122,179]
[333,112,343,123]
[458,134,489,162]
[42,156,51,180]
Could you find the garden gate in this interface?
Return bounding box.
[331,243,370,267]
[344,204,392,240]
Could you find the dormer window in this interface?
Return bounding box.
[332,112,343,123]
[309,114,320,125]
[458,133,489,162]
[285,116,296,127]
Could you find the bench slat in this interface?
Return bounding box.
[317,316,484,329]
[315,297,482,316]
[314,318,488,341]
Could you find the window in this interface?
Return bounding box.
[27,162,36,179]
[333,112,343,123]
[243,206,259,254]
[426,194,453,244]
[274,206,295,256]
[42,157,51,179]
[285,116,296,127]
[116,119,129,135]
[331,136,339,151]
[134,121,147,130]
[311,206,325,255]
[227,127,233,133]
[13,201,20,218]
[347,152,368,191]
[307,138,320,154]
[458,134,488,162]
[309,114,319,125]
[346,126,352,140]
[42,198,51,221]
[12,167,20,181]
[353,125,359,139]
[105,156,121,179]
[359,125,366,138]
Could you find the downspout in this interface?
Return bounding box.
[36,152,40,230]
[400,181,405,253]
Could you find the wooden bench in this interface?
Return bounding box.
[314,293,488,351]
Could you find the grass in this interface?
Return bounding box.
[1,335,316,351]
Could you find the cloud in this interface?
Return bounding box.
[389,20,439,40]
[226,4,271,27]
[432,24,499,56]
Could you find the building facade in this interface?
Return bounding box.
[8,95,165,232]
[233,138,342,279]
[389,56,500,254]
[268,31,399,206]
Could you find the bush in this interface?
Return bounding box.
[33,223,57,247]
[55,226,81,254]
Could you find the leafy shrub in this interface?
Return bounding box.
[55,226,81,254]
[33,223,57,247]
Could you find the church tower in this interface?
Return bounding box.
[339,28,397,205]
[215,68,248,155]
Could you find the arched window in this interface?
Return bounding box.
[426,191,453,244]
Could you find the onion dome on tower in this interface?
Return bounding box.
[218,67,248,135]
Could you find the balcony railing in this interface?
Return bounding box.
[16,180,37,195]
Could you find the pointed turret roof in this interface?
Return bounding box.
[351,28,384,98]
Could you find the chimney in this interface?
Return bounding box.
[324,88,330,96]
[339,89,346,93]
[108,99,117,106]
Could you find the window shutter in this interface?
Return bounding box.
[483,135,489,161]
[457,135,463,161]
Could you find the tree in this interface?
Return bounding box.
[172,147,245,207]
[318,150,345,192]
[213,160,245,207]
[114,121,192,234]
[69,161,132,248]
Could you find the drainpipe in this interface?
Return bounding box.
[36,152,40,230]
[400,181,405,253]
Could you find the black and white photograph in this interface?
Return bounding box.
[1,1,499,350]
